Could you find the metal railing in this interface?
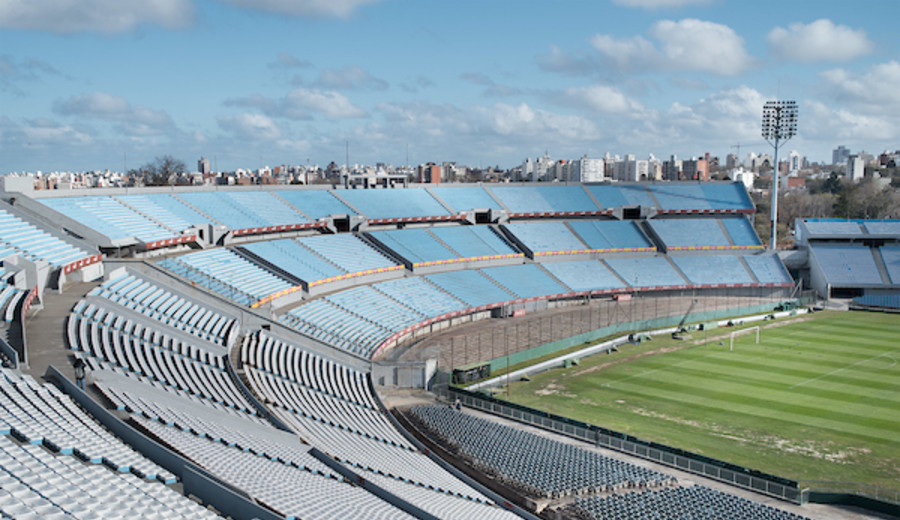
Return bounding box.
[800,481,900,506]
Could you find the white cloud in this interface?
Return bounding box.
[217,113,282,141]
[587,19,754,76]
[225,88,366,120]
[613,0,713,8]
[53,92,176,136]
[803,100,897,142]
[655,86,769,147]
[311,66,388,91]
[0,0,193,33]
[821,61,900,113]
[267,52,311,69]
[768,19,873,62]
[216,0,380,18]
[283,88,367,118]
[559,85,645,114]
[0,117,93,149]
[650,19,754,76]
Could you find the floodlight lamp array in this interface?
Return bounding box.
[761,100,798,141]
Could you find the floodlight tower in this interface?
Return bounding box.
[761,100,798,250]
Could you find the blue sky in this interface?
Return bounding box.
[1,0,898,173]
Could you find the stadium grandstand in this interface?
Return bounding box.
[792,217,900,305]
[0,178,881,519]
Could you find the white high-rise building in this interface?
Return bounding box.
[788,150,802,173]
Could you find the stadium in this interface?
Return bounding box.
[0,179,896,520]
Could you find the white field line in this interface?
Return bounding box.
[789,349,900,389]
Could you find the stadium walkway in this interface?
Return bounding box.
[21,281,100,381]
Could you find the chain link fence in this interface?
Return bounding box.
[424,286,796,371]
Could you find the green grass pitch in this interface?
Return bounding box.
[506,310,900,490]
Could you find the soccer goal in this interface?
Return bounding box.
[729,325,759,352]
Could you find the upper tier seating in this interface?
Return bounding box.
[337,189,451,219]
[490,186,599,213]
[115,194,209,233]
[648,183,752,211]
[430,186,502,211]
[176,192,309,229]
[40,196,175,243]
[587,185,656,209]
[275,189,357,219]
[864,220,900,235]
[0,209,92,268]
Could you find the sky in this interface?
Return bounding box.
[1,0,898,173]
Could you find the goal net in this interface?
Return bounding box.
[729,325,759,352]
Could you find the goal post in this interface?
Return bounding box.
[729,325,759,352]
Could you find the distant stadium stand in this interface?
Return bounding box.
[605,256,687,288]
[587,184,656,209]
[742,254,793,285]
[368,228,457,265]
[241,238,343,284]
[540,260,627,293]
[295,233,398,276]
[274,189,357,219]
[157,248,294,307]
[567,220,653,251]
[430,186,502,212]
[490,186,600,214]
[647,218,733,250]
[428,226,519,259]
[425,270,516,307]
[480,264,569,298]
[116,193,210,233]
[336,189,451,220]
[672,255,755,285]
[503,222,588,254]
[0,209,92,268]
[809,245,883,286]
[40,196,176,243]
[880,246,900,284]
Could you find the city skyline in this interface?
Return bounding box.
[2,0,898,173]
